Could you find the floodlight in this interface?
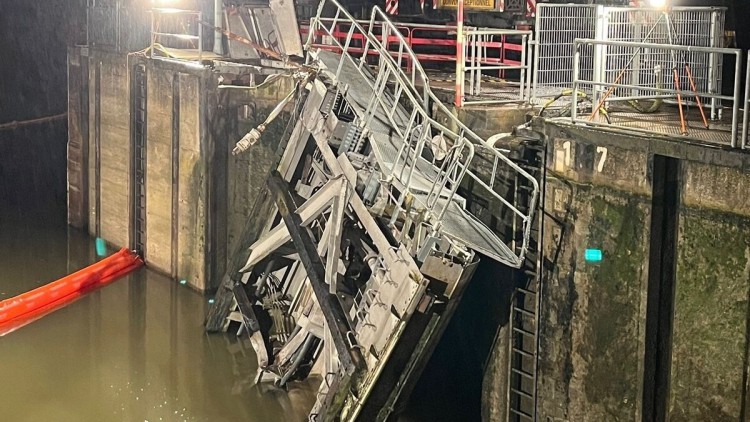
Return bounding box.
[648,0,667,8]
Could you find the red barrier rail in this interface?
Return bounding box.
[300,19,524,73]
[0,248,143,333]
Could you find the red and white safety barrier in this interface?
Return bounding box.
[385,0,398,15]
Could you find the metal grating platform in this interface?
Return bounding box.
[316,50,519,266]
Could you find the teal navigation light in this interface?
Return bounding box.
[585,248,603,262]
[95,237,107,257]
[180,279,187,285]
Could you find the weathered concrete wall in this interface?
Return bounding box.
[141,59,213,291]
[99,54,131,249]
[483,120,750,422]
[145,65,175,273]
[670,206,750,421]
[84,50,130,247]
[176,73,206,290]
[225,77,297,263]
[668,158,750,421]
[536,133,651,422]
[434,104,532,139]
[67,47,88,229]
[72,50,219,291]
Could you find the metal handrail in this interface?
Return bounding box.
[302,18,529,103]
[463,28,532,105]
[306,0,539,265]
[571,38,743,147]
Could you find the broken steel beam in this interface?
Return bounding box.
[267,170,365,374]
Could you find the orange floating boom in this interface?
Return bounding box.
[0,248,143,325]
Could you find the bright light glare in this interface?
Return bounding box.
[648,0,667,8]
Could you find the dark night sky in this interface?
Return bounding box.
[0,0,85,223]
[0,0,746,221]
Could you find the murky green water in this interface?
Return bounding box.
[0,220,316,421]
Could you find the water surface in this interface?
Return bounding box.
[0,220,316,422]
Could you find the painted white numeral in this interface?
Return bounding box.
[562,141,571,167]
[596,146,608,173]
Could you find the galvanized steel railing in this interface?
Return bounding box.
[571,39,743,147]
[463,28,533,105]
[305,0,539,265]
[303,19,531,106]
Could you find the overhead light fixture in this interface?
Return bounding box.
[648,0,667,8]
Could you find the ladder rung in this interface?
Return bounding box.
[513,307,536,319]
[511,367,535,379]
[510,387,534,400]
[512,347,535,358]
[513,326,536,338]
[509,408,534,420]
[517,287,537,296]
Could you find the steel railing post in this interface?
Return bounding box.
[732,50,742,148]
[572,41,580,123]
[455,0,464,107]
[743,54,750,149]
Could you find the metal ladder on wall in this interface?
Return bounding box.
[507,141,545,422]
[132,64,147,257]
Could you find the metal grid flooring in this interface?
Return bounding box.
[587,103,737,145]
[315,50,519,266]
[423,71,527,103]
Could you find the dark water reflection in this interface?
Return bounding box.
[0,222,316,421]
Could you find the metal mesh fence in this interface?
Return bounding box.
[533,4,597,101]
[533,5,726,112]
[601,8,725,115]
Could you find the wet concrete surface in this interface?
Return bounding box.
[0,213,316,421]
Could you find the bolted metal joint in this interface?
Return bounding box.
[232,125,266,155]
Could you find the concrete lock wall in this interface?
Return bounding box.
[480,121,750,421]
[86,51,131,248]
[68,48,215,291]
[68,47,296,292]
[225,76,297,261]
[143,64,208,290]
[671,161,750,421]
[535,133,652,421]
[67,47,88,230]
